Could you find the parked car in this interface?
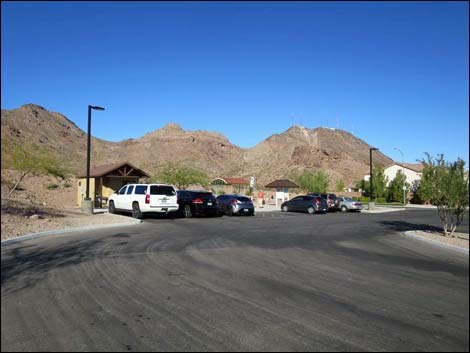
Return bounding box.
[321,193,338,211]
[281,195,328,214]
[336,196,363,212]
[108,183,178,219]
[306,193,337,211]
[216,194,255,216]
[177,190,219,218]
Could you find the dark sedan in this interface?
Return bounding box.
[177,190,219,218]
[281,195,328,214]
[216,194,255,216]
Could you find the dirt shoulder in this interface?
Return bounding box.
[408,230,469,250]
[1,171,135,241]
[1,198,136,241]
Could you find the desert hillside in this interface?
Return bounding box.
[1,104,394,187]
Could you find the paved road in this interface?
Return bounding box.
[1,210,469,351]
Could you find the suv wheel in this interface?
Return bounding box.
[183,205,193,218]
[341,205,348,212]
[132,202,143,219]
[282,205,288,212]
[307,206,315,214]
[109,201,116,214]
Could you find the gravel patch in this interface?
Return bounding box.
[409,230,469,250]
[1,200,135,241]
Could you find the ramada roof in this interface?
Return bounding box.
[264,179,299,188]
[77,161,149,178]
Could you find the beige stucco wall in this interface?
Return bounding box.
[77,178,96,207]
[77,177,140,207]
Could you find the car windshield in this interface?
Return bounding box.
[344,197,355,202]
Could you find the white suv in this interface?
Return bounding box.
[108,184,178,219]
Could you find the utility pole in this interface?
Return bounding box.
[82,105,105,214]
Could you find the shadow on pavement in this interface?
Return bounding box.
[378,221,443,233]
[1,237,117,294]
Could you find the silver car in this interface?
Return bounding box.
[336,196,363,212]
[216,194,255,216]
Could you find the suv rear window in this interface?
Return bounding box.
[134,185,147,195]
[150,185,176,196]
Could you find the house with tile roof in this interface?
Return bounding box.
[364,162,423,188]
[210,177,251,195]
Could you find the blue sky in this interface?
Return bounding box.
[2,1,469,164]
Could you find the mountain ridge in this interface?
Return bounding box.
[1,104,394,187]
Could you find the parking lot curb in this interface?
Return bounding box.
[1,218,143,247]
[403,231,469,256]
[362,206,406,213]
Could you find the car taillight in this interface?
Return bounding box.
[214,199,218,204]
[192,198,203,204]
[145,194,150,204]
[315,199,320,205]
[230,198,240,204]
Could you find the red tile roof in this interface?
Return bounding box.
[222,177,250,185]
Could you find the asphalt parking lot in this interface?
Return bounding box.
[1,209,469,351]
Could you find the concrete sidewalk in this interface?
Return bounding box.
[254,204,281,213]
[362,206,406,213]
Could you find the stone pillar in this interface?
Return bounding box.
[81,199,93,214]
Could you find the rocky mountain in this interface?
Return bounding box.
[1,104,394,188]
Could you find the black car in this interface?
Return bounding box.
[321,193,338,211]
[177,190,219,218]
[307,193,337,210]
[281,195,328,214]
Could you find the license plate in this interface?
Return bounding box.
[160,200,167,204]
[244,208,249,212]
[207,202,212,206]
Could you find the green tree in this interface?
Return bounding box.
[363,165,388,199]
[387,170,410,203]
[335,179,345,192]
[414,162,435,204]
[1,139,70,198]
[150,161,208,190]
[292,169,329,193]
[419,153,469,237]
[355,179,365,192]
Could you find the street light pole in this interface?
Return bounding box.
[394,147,406,206]
[369,147,379,210]
[82,105,105,214]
